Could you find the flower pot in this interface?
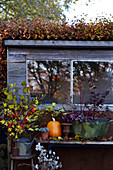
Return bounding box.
[61,123,72,139]
[72,119,110,139]
[41,132,49,140]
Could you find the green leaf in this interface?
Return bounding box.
[9,105,14,109]
[24,105,28,110]
[23,99,28,104]
[34,125,39,127]
[13,98,17,105]
[21,81,26,87]
[34,116,39,119]
[20,94,24,100]
[7,94,13,101]
[35,128,39,131]
[28,128,34,131]
[19,101,22,107]
[23,87,28,93]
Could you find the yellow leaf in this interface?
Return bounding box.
[75,134,82,140]
[4,122,8,126]
[10,132,15,136]
[0,120,5,124]
[3,103,7,107]
[52,102,56,108]
[24,105,28,110]
[10,83,13,88]
[35,100,39,105]
[25,124,31,128]
[15,135,18,139]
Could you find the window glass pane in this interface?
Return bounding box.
[28,60,70,104]
[73,61,113,104]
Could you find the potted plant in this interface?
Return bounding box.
[39,127,49,140]
[63,90,112,139]
[0,81,41,155]
[0,81,40,138]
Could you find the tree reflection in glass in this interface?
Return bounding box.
[28,60,70,104]
[28,60,113,105]
[73,61,113,105]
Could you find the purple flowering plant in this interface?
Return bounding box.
[62,90,110,123]
[62,62,112,123]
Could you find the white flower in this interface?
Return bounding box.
[49,158,52,161]
[35,164,38,169]
[35,143,44,151]
[56,165,59,169]
[49,150,52,154]
[31,69,34,72]
[54,161,58,165]
[35,143,62,169]
[57,156,59,160]
[53,152,55,155]
[44,157,48,161]
[42,149,47,153]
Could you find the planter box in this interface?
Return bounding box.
[72,119,110,139]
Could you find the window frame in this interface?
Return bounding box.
[26,58,113,111]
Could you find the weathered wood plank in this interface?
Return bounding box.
[4,40,113,48]
[8,54,26,63]
[8,48,113,55]
[8,77,26,87]
[26,54,113,61]
[7,61,26,90]
[8,62,26,72]
[8,71,25,77]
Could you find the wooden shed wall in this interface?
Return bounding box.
[6,41,113,170]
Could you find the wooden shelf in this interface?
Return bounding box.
[36,140,113,150]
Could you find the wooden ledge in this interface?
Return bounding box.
[36,140,113,147]
[4,40,113,48]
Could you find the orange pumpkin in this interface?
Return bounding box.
[47,119,61,137]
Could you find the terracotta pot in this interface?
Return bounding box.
[41,132,49,140]
[61,123,72,139]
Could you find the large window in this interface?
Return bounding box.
[27,59,113,106]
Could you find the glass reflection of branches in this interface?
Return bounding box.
[73,61,113,105]
[28,60,70,104]
[28,60,113,105]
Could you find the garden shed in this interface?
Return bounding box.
[1,18,113,170]
[3,39,113,170]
